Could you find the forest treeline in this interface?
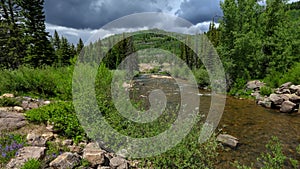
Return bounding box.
[0,0,299,90]
[207,0,300,88]
[0,0,83,69]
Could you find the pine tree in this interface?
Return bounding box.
[0,0,25,68]
[19,0,55,67]
[76,38,84,55]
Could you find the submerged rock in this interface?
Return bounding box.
[217,134,239,148]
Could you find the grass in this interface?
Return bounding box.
[20,159,41,169]
[0,66,73,100]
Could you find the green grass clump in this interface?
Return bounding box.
[260,86,273,96]
[25,102,86,143]
[0,97,21,107]
[20,159,41,169]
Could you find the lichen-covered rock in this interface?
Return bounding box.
[49,152,80,169]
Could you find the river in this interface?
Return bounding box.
[129,74,300,168]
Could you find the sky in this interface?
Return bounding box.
[44,0,223,44]
[44,0,299,44]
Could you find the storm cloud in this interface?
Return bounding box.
[44,0,221,29]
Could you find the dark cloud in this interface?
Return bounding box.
[44,0,167,29]
[176,0,222,24]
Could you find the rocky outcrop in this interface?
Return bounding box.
[0,111,26,131]
[49,152,81,169]
[6,146,46,169]
[254,82,300,113]
[246,80,265,90]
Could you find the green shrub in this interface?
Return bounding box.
[20,159,41,169]
[260,86,273,96]
[25,102,86,143]
[279,62,300,85]
[193,68,210,87]
[0,66,73,100]
[0,97,21,107]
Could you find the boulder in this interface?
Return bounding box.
[246,80,265,90]
[269,94,284,105]
[1,93,14,98]
[49,152,80,169]
[110,157,129,169]
[0,111,26,131]
[217,134,239,148]
[62,139,73,146]
[290,85,300,93]
[42,132,54,141]
[280,82,293,89]
[26,133,47,147]
[6,146,46,169]
[290,94,300,103]
[13,106,24,112]
[83,143,106,167]
[258,98,272,108]
[280,101,296,113]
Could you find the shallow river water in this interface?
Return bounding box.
[130,74,300,168]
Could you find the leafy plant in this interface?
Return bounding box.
[20,159,41,169]
[0,97,21,107]
[25,102,86,143]
[260,86,273,96]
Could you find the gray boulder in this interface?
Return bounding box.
[6,146,46,169]
[280,101,296,113]
[49,152,81,169]
[269,94,284,105]
[216,134,239,148]
[0,111,26,131]
[246,80,265,90]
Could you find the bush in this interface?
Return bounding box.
[0,66,73,100]
[193,68,210,87]
[25,102,86,143]
[20,159,41,169]
[0,97,21,107]
[260,86,273,96]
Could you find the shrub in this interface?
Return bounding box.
[0,66,73,100]
[25,102,86,143]
[260,86,273,96]
[0,97,21,107]
[20,159,41,169]
[193,68,210,87]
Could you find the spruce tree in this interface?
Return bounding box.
[19,0,55,67]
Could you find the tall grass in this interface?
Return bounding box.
[0,66,73,100]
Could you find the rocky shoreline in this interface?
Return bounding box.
[246,81,300,113]
[0,94,136,169]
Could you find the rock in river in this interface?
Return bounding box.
[217,134,239,148]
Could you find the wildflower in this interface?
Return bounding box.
[2,152,6,158]
[52,153,57,158]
